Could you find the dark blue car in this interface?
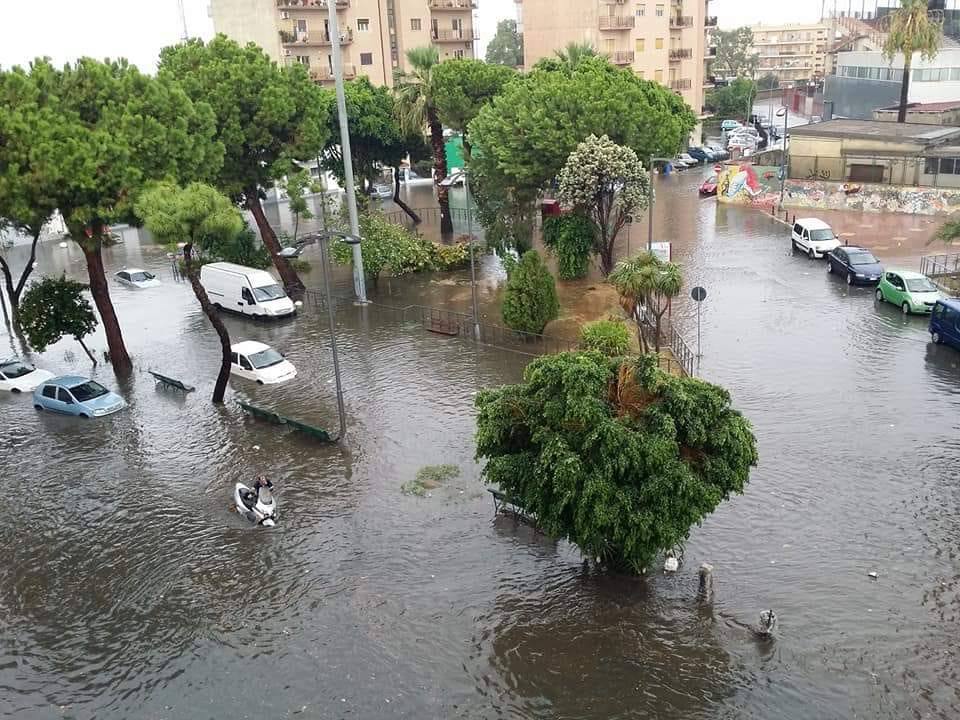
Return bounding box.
[930,298,960,350]
[687,147,712,163]
[826,246,883,286]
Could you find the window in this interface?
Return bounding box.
[241,287,254,305]
[604,38,615,52]
[250,348,285,370]
[410,18,421,31]
[253,284,285,301]
[296,55,310,66]
[655,4,664,16]
[856,66,869,78]
[57,388,74,404]
[635,38,645,52]
[655,69,663,82]
[360,52,374,66]
[952,68,960,81]
[926,157,939,174]
[357,18,369,32]
[869,67,881,80]
[239,355,253,371]
[636,4,645,16]
[231,352,239,365]
[454,49,465,59]
[942,158,957,174]
[70,381,108,402]
[42,385,56,399]
[295,19,307,33]
[655,37,663,50]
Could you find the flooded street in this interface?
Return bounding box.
[2,174,960,719]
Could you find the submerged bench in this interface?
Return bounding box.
[238,401,335,443]
[148,370,195,392]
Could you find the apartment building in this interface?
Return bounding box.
[520,0,714,119]
[749,22,829,83]
[210,0,477,87]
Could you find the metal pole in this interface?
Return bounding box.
[779,108,789,204]
[647,154,654,252]
[328,0,367,303]
[464,170,481,339]
[319,237,347,441]
[697,301,702,357]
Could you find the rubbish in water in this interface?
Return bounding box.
[868,571,878,579]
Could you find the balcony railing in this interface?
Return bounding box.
[670,15,694,28]
[427,0,476,10]
[310,64,357,82]
[280,28,354,45]
[599,15,636,30]
[277,0,349,8]
[705,16,718,26]
[670,78,692,90]
[432,28,474,42]
[669,48,692,61]
[608,50,635,65]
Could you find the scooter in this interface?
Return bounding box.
[234,478,276,527]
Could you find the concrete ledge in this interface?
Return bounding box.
[781,179,960,216]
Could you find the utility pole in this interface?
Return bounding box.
[328,0,368,303]
[177,0,188,40]
[464,170,481,339]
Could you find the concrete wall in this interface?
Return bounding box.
[823,75,901,119]
[211,0,282,60]
[782,178,960,215]
[873,108,960,125]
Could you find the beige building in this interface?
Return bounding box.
[750,22,829,83]
[519,0,713,119]
[210,0,477,87]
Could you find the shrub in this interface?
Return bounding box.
[331,213,433,284]
[502,250,559,334]
[430,242,471,270]
[542,213,594,279]
[579,318,631,356]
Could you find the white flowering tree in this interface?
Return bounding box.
[557,134,650,276]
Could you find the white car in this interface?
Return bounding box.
[677,153,700,166]
[115,268,160,288]
[230,341,297,385]
[0,358,54,393]
[791,218,841,258]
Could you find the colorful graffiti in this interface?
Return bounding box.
[715,163,780,208]
[782,179,960,216]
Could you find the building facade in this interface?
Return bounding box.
[519,0,712,118]
[749,23,829,83]
[210,0,477,87]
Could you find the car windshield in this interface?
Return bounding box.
[848,251,878,265]
[253,284,285,302]
[249,348,285,369]
[809,229,835,241]
[130,271,155,282]
[906,277,938,292]
[70,381,109,402]
[0,361,34,379]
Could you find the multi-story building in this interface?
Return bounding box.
[210,0,477,87]
[749,22,829,83]
[519,0,713,123]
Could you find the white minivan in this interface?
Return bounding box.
[200,262,296,319]
[791,218,841,259]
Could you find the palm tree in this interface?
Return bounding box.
[553,42,597,70]
[609,253,682,353]
[934,219,960,246]
[394,47,453,236]
[883,0,943,123]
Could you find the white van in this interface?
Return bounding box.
[200,262,296,319]
[791,218,841,259]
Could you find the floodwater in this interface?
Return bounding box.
[2,174,960,719]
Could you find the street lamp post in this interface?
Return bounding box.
[776,105,789,204]
[463,170,481,339]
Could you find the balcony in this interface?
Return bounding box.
[670,15,694,29]
[608,50,635,65]
[277,0,349,9]
[279,28,354,46]
[427,0,476,10]
[707,46,717,56]
[599,15,636,30]
[669,48,692,61]
[670,78,692,90]
[310,64,357,82]
[705,15,717,26]
[432,28,474,42]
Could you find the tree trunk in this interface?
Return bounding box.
[428,110,453,236]
[898,55,912,123]
[184,243,232,404]
[653,311,664,353]
[598,220,614,276]
[393,167,422,224]
[80,238,132,375]
[76,336,98,366]
[246,190,303,292]
[0,227,40,335]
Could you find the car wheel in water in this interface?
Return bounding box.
[79,414,89,419]
[847,273,854,285]
[827,262,833,274]
[256,380,264,385]
[875,288,883,301]
[902,302,911,315]
[808,248,815,259]
[33,404,43,411]
[10,388,20,394]
[933,332,942,344]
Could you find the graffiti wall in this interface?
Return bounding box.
[715,163,780,208]
[782,179,960,216]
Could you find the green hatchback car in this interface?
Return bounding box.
[875,269,942,314]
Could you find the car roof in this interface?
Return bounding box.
[47,375,92,387]
[885,268,927,279]
[796,218,832,229]
[939,297,960,310]
[118,267,145,273]
[232,340,271,354]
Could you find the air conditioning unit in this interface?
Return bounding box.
[284,49,292,56]
[280,11,291,19]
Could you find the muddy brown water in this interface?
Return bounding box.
[2,175,959,719]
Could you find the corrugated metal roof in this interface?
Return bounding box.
[790,119,960,144]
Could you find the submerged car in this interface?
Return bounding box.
[699,176,718,196]
[115,268,160,288]
[0,359,54,393]
[875,269,942,314]
[826,246,883,285]
[33,376,127,417]
[230,341,297,385]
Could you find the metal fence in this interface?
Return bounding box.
[638,305,698,377]
[920,252,960,279]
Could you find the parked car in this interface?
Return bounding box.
[686,147,712,163]
[930,298,960,349]
[791,218,840,258]
[875,269,943,314]
[727,136,758,153]
[200,262,296,319]
[699,176,718,196]
[706,144,729,160]
[721,119,741,132]
[826,246,883,285]
[33,376,126,417]
[0,358,53,393]
[671,155,693,169]
[115,268,160,289]
[677,152,700,166]
[230,341,298,385]
[368,183,393,199]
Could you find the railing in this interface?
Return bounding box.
[920,253,960,279]
[432,28,472,41]
[638,305,697,377]
[280,29,353,45]
[608,50,635,65]
[670,15,694,28]
[310,64,356,81]
[671,78,692,90]
[427,0,476,9]
[277,0,349,9]
[669,48,692,61]
[599,15,636,30]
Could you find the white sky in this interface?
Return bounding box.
[0,0,848,72]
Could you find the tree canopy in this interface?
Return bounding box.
[501,250,559,334]
[610,252,682,353]
[883,0,943,123]
[710,27,758,79]
[707,77,756,120]
[431,59,516,146]
[19,276,99,364]
[475,352,758,573]
[485,19,524,67]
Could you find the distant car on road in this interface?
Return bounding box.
[115,268,160,289]
[33,376,127,417]
[0,358,53,393]
[875,269,942,314]
[686,147,712,163]
[791,218,840,258]
[677,152,700,166]
[721,119,741,132]
[230,341,297,385]
[706,144,729,160]
[698,177,718,196]
[826,246,883,285]
[368,183,393,199]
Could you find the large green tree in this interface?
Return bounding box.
[431,59,515,156]
[394,46,453,236]
[158,35,333,291]
[485,19,524,67]
[883,0,943,123]
[136,182,243,404]
[706,77,757,121]
[19,276,99,365]
[709,27,758,79]
[475,352,758,573]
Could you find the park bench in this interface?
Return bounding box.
[148,370,195,392]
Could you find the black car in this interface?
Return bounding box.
[826,246,884,286]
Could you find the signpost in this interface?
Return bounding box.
[690,286,707,358]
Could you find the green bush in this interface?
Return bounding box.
[502,250,559,334]
[580,318,631,356]
[430,242,471,270]
[542,212,594,280]
[332,213,434,283]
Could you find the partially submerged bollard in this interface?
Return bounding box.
[698,563,714,601]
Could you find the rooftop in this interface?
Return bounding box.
[789,119,960,145]
[876,101,960,113]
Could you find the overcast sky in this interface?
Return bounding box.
[0,0,846,71]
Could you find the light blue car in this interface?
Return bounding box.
[32,375,127,418]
